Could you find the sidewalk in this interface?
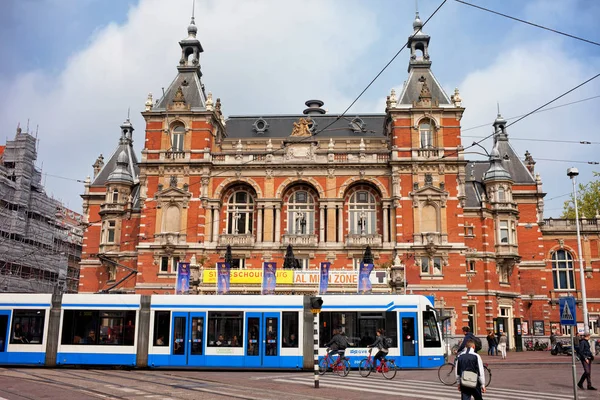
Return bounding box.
[478,350,594,365]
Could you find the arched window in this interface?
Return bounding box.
[349,191,376,235]
[419,120,433,148]
[421,204,438,232]
[227,191,254,234]
[287,190,315,235]
[552,250,575,290]
[171,123,185,152]
[164,205,181,232]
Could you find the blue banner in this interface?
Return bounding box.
[216,262,230,295]
[262,262,277,295]
[319,262,330,294]
[175,262,190,295]
[357,262,374,294]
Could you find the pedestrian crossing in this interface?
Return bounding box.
[273,374,581,400]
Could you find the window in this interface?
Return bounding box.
[112,189,119,203]
[61,310,136,345]
[421,205,438,232]
[552,250,575,290]
[499,264,509,283]
[319,311,397,348]
[421,257,443,275]
[419,121,433,148]
[499,220,509,244]
[465,226,474,237]
[287,190,315,235]
[282,312,299,348]
[227,191,254,234]
[422,311,441,348]
[468,260,476,272]
[207,312,243,347]
[159,256,180,273]
[352,258,363,270]
[171,124,185,152]
[467,305,475,334]
[497,186,505,202]
[349,191,376,235]
[163,205,181,232]
[296,258,309,270]
[106,220,116,243]
[511,221,517,244]
[230,258,245,269]
[153,311,170,346]
[10,310,45,344]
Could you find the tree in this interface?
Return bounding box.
[224,245,233,266]
[283,244,298,270]
[362,245,374,265]
[562,172,600,219]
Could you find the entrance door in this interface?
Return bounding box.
[170,312,206,366]
[496,317,509,350]
[513,318,523,352]
[245,312,280,368]
[0,312,9,359]
[399,312,419,368]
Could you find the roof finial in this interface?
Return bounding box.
[497,101,501,116]
[127,106,130,120]
[192,0,195,20]
[187,0,198,37]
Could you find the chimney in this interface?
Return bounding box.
[303,100,326,115]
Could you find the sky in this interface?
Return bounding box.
[1,0,600,217]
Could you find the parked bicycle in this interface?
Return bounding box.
[319,349,350,377]
[438,357,491,387]
[358,348,397,380]
[525,339,548,351]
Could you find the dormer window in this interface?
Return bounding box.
[171,123,185,152]
[419,121,434,148]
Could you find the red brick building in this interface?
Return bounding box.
[79,14,600,346]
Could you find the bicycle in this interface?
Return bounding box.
[358,348,397,380]
[438,357,491,387]
[319,349,350,377]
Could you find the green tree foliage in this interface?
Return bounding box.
[562,172,600,219]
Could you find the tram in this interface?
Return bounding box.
[0,293,444,369]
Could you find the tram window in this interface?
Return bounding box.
[422,311,441,348]
[10,310,45,344]
[61,310,136,345]
[153,311,170,346]
[319,312,396,348]
[207,312,243,347]
[282,312,299,348]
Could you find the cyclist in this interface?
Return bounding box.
[456,326,477,355]
[367,328,389,371]
[325,329,348,362]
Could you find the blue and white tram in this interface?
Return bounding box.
[147,295,305,369]
[317,295,444,369]
[56,294,141,366]
[0,293,52,365]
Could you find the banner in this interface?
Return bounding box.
[216,262,230,295]
[319,262,330,294]
[357,262,374,294]
[203,269,293,284]
[175,262,190,295]
[262,262,277,295]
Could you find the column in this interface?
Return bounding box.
[338,206,343,243]
[212,206,220,242]
[257,206,263,243]
[383,206,389,243]
[274,206,281,243]
[319,206,325,243]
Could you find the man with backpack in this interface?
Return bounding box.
[325,329,348,361]
[457,326,481,355]
[367,328,389,371]
[456,339,486,400]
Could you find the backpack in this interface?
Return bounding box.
[382,336,391,350]
[472,336,482,353]
[338,335,348,350]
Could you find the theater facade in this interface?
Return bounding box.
[79,14,600,345]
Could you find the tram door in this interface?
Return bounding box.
[399,312,419,368]
[0,312,9,359]
[245,312,280,368]
[170,312,206,366]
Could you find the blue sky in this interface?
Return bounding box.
[1,0,600,217]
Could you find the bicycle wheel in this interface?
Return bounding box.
[438,362,456,386]
[484,366,492,387]
[381,360,397,380]
[318,358,329,375]
[359,358,373,377]
[335,359,350,377]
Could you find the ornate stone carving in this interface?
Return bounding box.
[291,118,312,137]
[170,175,177,188]
[173,86,186,103]
[265,168,273,178]
[327,168,335,179]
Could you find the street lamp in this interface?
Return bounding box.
[567,167,589,334]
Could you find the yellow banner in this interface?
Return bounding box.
[203,269,294,284]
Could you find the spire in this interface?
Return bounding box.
[178,5,204,72]
[484,113,512,182]
[119,116,134,145]
[407,11,431,72]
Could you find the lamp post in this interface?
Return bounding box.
[567,167,589,334]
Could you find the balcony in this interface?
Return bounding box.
[99,202,125,215]
[413,232,448,246]
[282,234,318,246]
[155,232,187,246]
[542,218,600,234]
[345,234,382,247]
[164,151,186,160]
[219,234,255,246]
[495,243,520,258]
[415,148,442,159]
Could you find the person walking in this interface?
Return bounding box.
[577,332,597,390]
[486,332,497,356]
[498,332,507,359]
[456,339,486,400]
[457,326,477,355]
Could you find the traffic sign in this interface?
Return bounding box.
[559,297,577,326]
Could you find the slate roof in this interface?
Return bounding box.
[225,114,386,139]
[398,68,451,106]
[154,69,206,111]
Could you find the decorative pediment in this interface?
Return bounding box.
[410,184,448,208]
[155,186,192,208]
